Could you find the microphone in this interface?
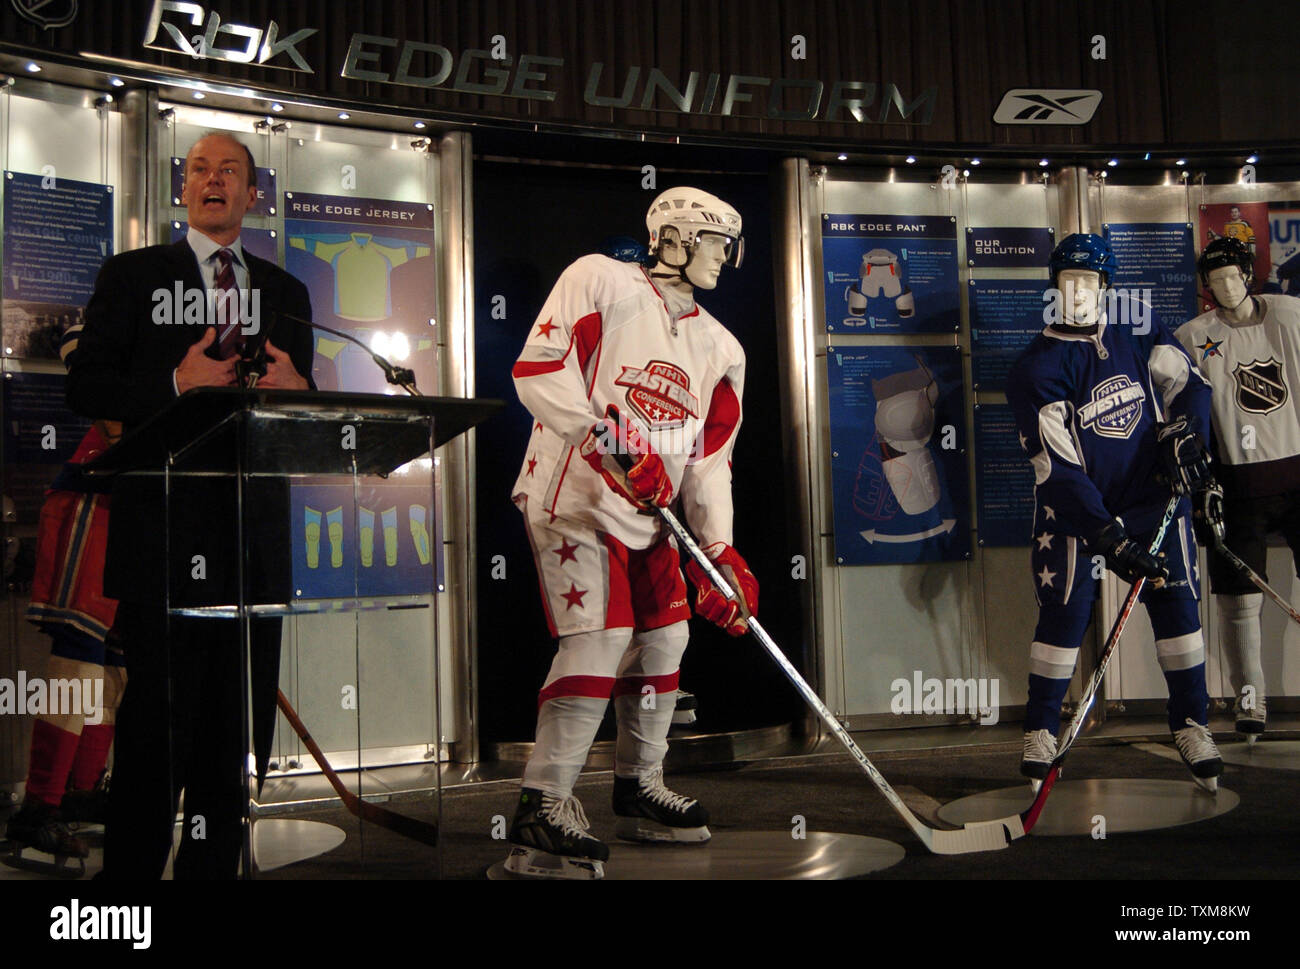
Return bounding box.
[271,310,423,397]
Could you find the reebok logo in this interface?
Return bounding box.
[994,89,1102,125]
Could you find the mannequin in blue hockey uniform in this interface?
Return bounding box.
[1006,234,1224,792]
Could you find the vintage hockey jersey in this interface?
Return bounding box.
[1007,300,1211,543]
[1175,293,1300,497]
[512,254,745,550]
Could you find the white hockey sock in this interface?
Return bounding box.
[1218,592,1265,697]
[522,628,630,796]
[613,622,690,779]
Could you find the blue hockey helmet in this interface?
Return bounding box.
[599,235,649,264]
[1049,233,1117,287]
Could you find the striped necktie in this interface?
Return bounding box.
[212,247,243,359]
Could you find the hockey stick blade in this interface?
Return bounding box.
[276,691,439,847]
[1018,494,1180,835]
[638,492,1020,853]
[1217,539,1300,627]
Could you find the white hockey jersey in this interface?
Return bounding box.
[511,254,745,550]
[1175,293,1300,497]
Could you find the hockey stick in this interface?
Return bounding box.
[275,690,439,846]
[1019,494,1181,833]
[1215,539,1300,627]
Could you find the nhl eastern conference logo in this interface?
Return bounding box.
[1078,375,1145,439]
[615,360,699,429]
[1233,358,1288,415]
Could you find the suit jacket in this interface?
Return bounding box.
[67,239,316,605]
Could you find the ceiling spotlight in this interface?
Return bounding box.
[1246,154,1258,164]
[837,153,847,161]
[1100,171,1108,179]
[1039,158,1050,167]
[109,77,124,88]
[94,95,114,108]
[905,156,916,164]
[413,121,427,130]
[271,102,284,112]
[192,91,205,100]
[1176,158,1186,166]
[962,169,970,177]
[338,112,351,120]
[970,158,980,166]
[26,62,42,73]
[1143,152,1151,160]
[1107,158,1118,167]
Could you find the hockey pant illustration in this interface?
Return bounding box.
[870,359,942,516]
[845,248,915,320]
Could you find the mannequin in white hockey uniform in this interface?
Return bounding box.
[504,188,759,879]
[1175,236,1300,741]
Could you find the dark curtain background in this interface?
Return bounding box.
[473,159,804,743]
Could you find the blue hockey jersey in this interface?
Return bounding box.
[1006,302,1211,543]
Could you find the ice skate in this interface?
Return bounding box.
[3,798,89,879]
[1234,695,1266,745]
[60,770,111,825]
[504,788,608,880]
[671,690,698,726]
[612,767,710,843]
[1021,729,1057,792]
[1173,718,1223,793]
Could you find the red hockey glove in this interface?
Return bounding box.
[685,543,759,636]
[579,404,673,509]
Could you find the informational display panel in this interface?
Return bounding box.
[966,226,1054,268]
[283,191,441,600]
[1198,202,1271,310]
[826,345,970,564]
[1,372,94,523]
[1103,222,1198,328]
[822,213,959,333]
[1264,201,1300,297]
[2,171,113,359]
[969,280,1048,391]
[973,403,1036,547]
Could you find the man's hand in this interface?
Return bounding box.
[175,328,236,393]
[685,543,759,636]
[580,404,672,509]
[257,339,309,390]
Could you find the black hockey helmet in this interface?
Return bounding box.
[1198,236,1254,288]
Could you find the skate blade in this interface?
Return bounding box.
[670,710,698,726]
[615,818,711,844]
[1192,775,1219,795]
[1027,778,1043,795]
[503,846,604,880]
[4,846,86,880]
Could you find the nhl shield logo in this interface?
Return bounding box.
[11,0,77,28]
[1233,358,1288,414]
[615,360,700,429]
[1077,374,1145,439]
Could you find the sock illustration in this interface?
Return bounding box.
[326,506,344,568]
[382,506,399,566]
[304,506,322,569]
[359,507,375,568]
[409,504,431,565]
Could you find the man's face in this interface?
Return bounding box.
[683,232,730,290]
[1230,207,1241,220]
[1208,264,1249,308]
[181,135,257,241]
[1057,268,1103,325]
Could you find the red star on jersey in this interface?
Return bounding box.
[536,319,558,340]
[526,454,538,476]
[534,421,543,433]
[553,538,578,564]
[561,582,587,610]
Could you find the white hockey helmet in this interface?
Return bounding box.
[646,187,744,269]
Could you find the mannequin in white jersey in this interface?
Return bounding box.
[504,187,759,879]
[1175,236,1300,742]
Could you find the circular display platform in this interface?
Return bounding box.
[1218,740,1300,771]
[252,819,346,872]
[938,779,1238,837]
[487,830,905,880]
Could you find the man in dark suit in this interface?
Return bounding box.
[67,132,314,878]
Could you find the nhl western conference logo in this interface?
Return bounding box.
[1078,375,1145,439]
[1233,358,1288,414]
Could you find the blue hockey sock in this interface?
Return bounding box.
[1163,663,1210,730]
[1025,673,1071,734]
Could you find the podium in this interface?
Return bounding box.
[85,388,502,878]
